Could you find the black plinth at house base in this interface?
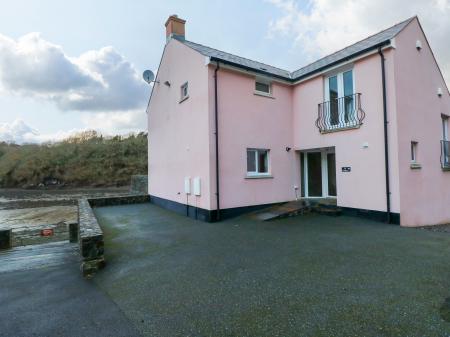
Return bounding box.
[150,195,401,224]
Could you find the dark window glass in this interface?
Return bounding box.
[329,76,339,125]
[181,82,188,98]
[343,71,353,96]
[300,152,305,197]
[247,150,256,172]
[343,71,354,122]
[258,151,268,173]
[255,82,270,93]
[327,153,337,196]
[307,152,322,197]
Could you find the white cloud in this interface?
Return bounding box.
[266,0,450,85]
[0,114,146,144]
[0,33,148,112]
[80,110,147,135]
[0,119,84,144]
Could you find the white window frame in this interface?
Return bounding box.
[254,78,272,97]
[246,148,270,177]
[324,69,355,129]
[180,82,189,102]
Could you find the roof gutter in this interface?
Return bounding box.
[209,56,290,82]
[378,47,392,224]
[292,40,392,82]
[211,40,392,84]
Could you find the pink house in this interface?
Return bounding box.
[147,15,450,227]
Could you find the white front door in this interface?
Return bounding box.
[302,150,336,198]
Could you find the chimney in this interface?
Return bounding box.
[165,15,186,42]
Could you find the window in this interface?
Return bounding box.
[180,82,188,101]
[325,69,355,127]
[247,149,269,176]
[442,116,450,169]
[255,80,272,96]
[411,141,418,163]
[442,115,448,141]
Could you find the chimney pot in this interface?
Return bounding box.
[165,15,186,42]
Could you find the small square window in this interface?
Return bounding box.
[255,80,271,95]
[180,82,188,101]
[247,149,269,175]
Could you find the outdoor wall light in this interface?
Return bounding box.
[286,147,292,152]
[416,40,422,51]
[164,80,171,87]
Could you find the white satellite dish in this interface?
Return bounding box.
[143,70,155,84]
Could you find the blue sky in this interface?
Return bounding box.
[0,0,449,143]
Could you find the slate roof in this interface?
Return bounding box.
[180,39,291,79]
[177,17,415,82]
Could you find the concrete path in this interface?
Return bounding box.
[0,241,141,337]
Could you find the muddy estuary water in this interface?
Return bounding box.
[0,187,129,247]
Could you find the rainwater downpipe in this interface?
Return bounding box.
[378,47,391,224]
[214,62,221,221]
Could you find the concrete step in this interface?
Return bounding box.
[251,199,341,221]
[312,206,342,216]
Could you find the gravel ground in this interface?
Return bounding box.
[93,203,450,337]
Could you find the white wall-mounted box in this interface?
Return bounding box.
[193,177,201,196]
[184,177,191,194]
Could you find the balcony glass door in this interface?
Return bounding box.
[325,70,354,128]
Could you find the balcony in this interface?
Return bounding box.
[316,93,365,133]
[441,140,450,169]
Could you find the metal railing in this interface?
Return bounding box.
[441,140,450,168]
[316,93,365,133]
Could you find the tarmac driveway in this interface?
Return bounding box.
[93,203,450,337]
[0,242,140,337]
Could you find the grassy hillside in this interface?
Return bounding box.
[0,131,147,188]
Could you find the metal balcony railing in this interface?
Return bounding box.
[441,140,450,169]
[316,93,366,133]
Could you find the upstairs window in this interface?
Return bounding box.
[411,141,418,163]
[255,79,272,96]
[324,69,355,127]
[180,82,189,102]
[410,141,421,169]
[442,115,448,141]
[247,149,270,176]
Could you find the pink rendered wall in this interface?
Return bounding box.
[147,39,213,210]
[292,51,401,213]
[210,67,296,210]
[393,18,450,226]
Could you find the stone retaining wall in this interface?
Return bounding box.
[130,175,148,194]
[11,221,71,247]
[77,195,150,277]
[88,194,150,207]
[78,198,105,277]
